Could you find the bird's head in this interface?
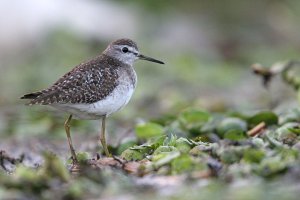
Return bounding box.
[104,38,164,66]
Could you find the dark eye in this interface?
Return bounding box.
[122,47,129,53]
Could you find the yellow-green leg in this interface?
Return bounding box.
[100,116,111,157]
[64,115,78,163]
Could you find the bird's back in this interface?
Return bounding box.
[21,54,121,105]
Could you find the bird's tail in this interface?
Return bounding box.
[20,92,42,99]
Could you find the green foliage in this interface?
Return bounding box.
[171,154,194,174]
[247,111,278,126]
[243,149,265,163]
[254,156,288,177]
[117,107,300,181]
[216,117,247,137]
[275,123,299,146]
[174,137,193,153]
[121,149,144,161]
[135,122,165,139]
[117,139,137,155]
[178,108,211,135]
[3,104,300,199]
[219,146,245,164]
[224,130,247,141]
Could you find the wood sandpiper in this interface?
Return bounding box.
[21,38,164,163]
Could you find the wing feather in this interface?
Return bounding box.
[22,55,120,105]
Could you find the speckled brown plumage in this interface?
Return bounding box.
[21,54,127,105]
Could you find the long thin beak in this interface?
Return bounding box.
[138,54,164,64]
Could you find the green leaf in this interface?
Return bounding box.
[224,130,247,141]
[220,149,242,164]
[286,122,300,135]
[275,123,299,146]
[255,156,287,177]
[130,145,153,155]
[219,146,246,164]
[152,151,181,169]
[189,143,217,156]
[120,149,144,161]
[216,117,247,137]
[129,136,166,155]
[153,146,178,156]
[243,149,265,163]
[178,108,211,131]
[135,122,165,139]
[117,139,137,155]
[247,111,278,126]
[163,134,178,146]
[175,137,193,153]
[171,154,194,174]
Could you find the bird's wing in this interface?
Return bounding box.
[21,57,119,105]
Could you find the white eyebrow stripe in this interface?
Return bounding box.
[129,47,138,54]
[118,45,139,55]
[126,46,139,55]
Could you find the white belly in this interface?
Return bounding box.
[52,83,135,120]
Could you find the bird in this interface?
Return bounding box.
[21,38,164,163]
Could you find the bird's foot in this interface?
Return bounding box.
[68,156,81,173]
[69,162,81,173]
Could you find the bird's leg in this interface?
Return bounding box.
[100,116,111,157]
[64,115,78,163]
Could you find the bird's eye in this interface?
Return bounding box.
[122,47,129,53]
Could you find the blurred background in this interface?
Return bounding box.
[1,0,300,156]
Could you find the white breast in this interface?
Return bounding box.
[52,69,137,120]
[87,83,135,116]
[52,84,135,119]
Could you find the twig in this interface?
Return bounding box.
[247,122,266,137]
